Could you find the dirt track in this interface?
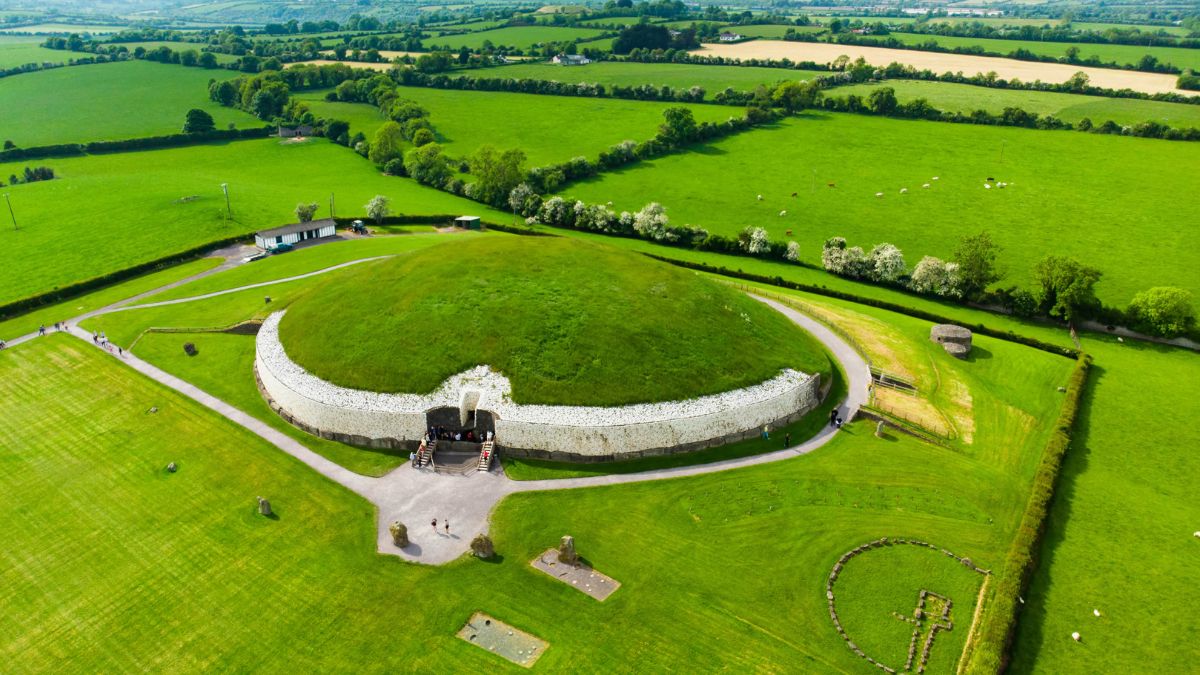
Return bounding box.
[695,42,1192,96]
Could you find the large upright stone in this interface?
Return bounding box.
[389,521,408,547]
[558,535,579,565]
[257,496,272,516]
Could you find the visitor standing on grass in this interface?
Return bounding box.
[762,425,770,440]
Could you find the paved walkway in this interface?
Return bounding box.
[8,259,871,565]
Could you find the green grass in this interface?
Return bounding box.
[0,37,68,67]
[0,257,220,339]
[829,79,1200,128]
[0,22,127,34]
[873,32,1200,71]
[461,60,828,93]
[0,330,1071,671]
[294,85,739,165]
[108,41,239,63]
[135,331,409,476]
[1009,336,1200,673]
[0,138,515,307]
[735,24,824,38]
[421,26,607,51]
[560,113,1200,310]
[0,60,260,146]
[280,236,831,405]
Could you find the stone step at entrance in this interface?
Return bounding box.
[432,451,480,475]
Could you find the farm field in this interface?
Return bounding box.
[463,60,828,92]
[294,86,738,165]
[0,22,127,34]
[0,243,1075,670]
[0,138,514,306]
[0,61,259,146]
[734,24,825,37]
[108,41,239,63]
[561,113,1200,309]
[421,25,607,51]
[0,38,68,67]
[695,41,1192,95]
[828,79,1200,128]
[873,32,1200,71]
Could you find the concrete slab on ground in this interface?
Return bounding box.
[457,612,548,668]
[531,548,621,601]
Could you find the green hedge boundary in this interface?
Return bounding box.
[963,353,1092,673]
[331,214,549,236]
[0,127,273,163]
[0,234,251,324]
[643,253,1081,359]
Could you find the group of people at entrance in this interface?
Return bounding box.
[428,425,493,444]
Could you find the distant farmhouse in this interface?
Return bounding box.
[255,219,336,250]
[551,54,591,65]
[718,31,743,42]
[278,124,314,138]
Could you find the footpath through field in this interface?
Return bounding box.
[5,256,871,565]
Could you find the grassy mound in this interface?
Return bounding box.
[278,237,828,405]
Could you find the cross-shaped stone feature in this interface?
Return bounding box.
[890,590,953,673]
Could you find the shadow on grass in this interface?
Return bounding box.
[967,345,993,362]
[1006,361,1103,668]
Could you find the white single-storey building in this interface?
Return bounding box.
[551,53,591,65]
[718,31,743,42]
[255,218,336,250]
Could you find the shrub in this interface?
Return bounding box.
[784,240,801,262]
[868,243,906,283]
[909,256,963,298]
[1127,287,1196,337]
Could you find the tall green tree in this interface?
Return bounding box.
[182,109,215,133]
[1128,287,1195,337]
[404,143,451,188]
[771,80,821,113]
[1032,255,1102,321]
[368,121,405,165]
[470,146,527,207]
[953,231,1003,299]
[658,107,698,146]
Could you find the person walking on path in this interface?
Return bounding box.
[829,408,839,427]
[38,324,45,336]
[444,520,450,535]
[785,433,791,447]
[431,518,438,533]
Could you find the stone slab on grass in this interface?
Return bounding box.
[531,549,621,601]
[456,612,548,668]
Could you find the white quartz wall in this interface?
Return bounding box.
[256,311,820,457]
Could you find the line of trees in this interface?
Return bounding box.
[1,166,55,187]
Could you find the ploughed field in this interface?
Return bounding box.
[0,60,260,147]
[561,113,1200,309]
[0,138,513,307]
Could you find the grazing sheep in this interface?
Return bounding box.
[779,210,787,216]
[875,192,884,198]
[1094,609,1101,617]
[757,194,763,201]
[932,176,940,180]
[922,183,931,189]
[899,188,908,194]
[827,182,837,188]
[791,191,798,197]
[1072,632,1081,642]
[984,183,992,189]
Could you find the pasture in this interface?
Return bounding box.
[828,79,1200,128]
[294,85,737,165]
[0,35,68,67]
[694,42,1191,95]
[421,25,607,51]
[561,113,1200,309]
[0,22,127,34]
[0,61,259,147]
[875,32,1200,72]
[462,60,828,92]
[734,24,825,38]
[0,138,513,306]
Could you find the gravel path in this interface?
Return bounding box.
[8,257,870,565]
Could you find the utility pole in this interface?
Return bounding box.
[220,183,231,219]
[330,192,335,220]
[3,193,15,231]
[999,140,1006,164]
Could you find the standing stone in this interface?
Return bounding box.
[257,496,272,516]
[558,535,579,565]
[470,534,494,559]
[166,462,178,473]
[875,420,886,438]
[389,521,408,547]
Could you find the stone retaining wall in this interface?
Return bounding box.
[255,311,821,461]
